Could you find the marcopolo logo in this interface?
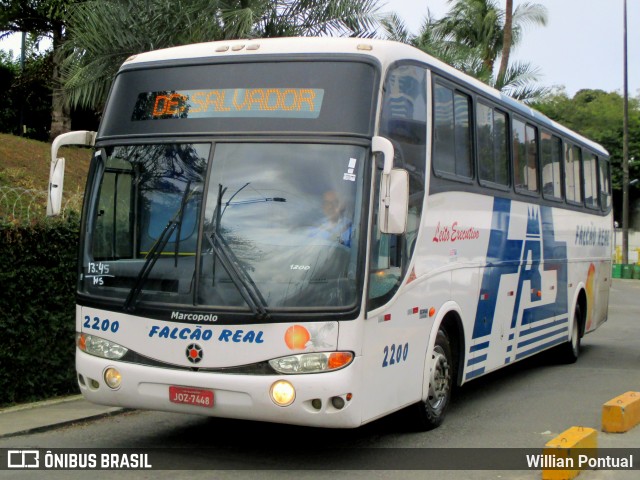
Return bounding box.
[171,311,218,322]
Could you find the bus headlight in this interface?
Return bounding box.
[269,352,353,374]
[77,333,128,360]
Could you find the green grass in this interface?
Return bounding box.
[0,133,92,192]
[0,133,92,220]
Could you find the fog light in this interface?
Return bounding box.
[104,368,122,389]
[331,396,345,410]
[270,380,295,406]
[311,398,322,410]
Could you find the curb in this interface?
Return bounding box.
[0,395,84,415]
[0,395,129,439]
[0,408,130,440]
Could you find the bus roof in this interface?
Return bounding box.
[122,37,608,157]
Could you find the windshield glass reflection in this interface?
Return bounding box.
[82,142,366,314]
[199,143,365,310]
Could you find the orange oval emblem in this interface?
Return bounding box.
[284,325,310,350]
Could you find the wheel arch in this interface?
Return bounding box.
[423,302,466,399]
[574,286,588,339]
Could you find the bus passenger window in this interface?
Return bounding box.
[583,152,598,209]
[541,132,562,199]
[564,144,582,204]
[433,83,472,179]
[599,157,612,210]
[477,102,509,187]
[513,120,538,193]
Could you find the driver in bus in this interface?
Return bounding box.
[308,190,353,247]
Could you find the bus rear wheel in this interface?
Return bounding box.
[409,328,453,431]
[557,305,582,364]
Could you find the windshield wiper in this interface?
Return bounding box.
[208,183,270,320]
[123,183,195,312]
[208,230,269,320]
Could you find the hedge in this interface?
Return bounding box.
[0,215,80,407]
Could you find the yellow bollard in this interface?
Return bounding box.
[602,391,640,433]
[542,427,597,480]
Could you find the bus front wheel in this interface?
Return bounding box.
[410,328,453,430]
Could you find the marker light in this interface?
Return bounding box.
[270,380,296,406]
[269,352,354,374]
[104,368,122,389]
[76,333,128,360]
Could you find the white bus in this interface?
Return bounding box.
[49,37,612,430]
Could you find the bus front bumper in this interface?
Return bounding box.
[76,348,363,428]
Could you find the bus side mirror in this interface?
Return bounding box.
[47,131,96,216]
[47,156,65,216]
[378,168,409,234]
[372,136,394,174]
[372,135,409,234]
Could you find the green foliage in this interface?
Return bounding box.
[531,88,640,191]
[532,88,640,224]
[0,215,80,406]
[0,50,19,132]
[382,0,548,101]
[0,36,54,140]
[62,0,382,110]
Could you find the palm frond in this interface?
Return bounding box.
[497,61,549,101]
[380,12,411,43]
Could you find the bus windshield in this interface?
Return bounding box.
[81,141,366,314]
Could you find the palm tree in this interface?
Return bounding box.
[496,0,514,89]
[382,0,548,101]
[436,0,547,78]
[1,0,72,139]
[62,0,382,110]
[436,0,503,75]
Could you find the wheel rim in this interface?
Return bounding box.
[428,346,451,412]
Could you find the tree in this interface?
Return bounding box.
[0,37,55,140]
[61,0,382,111]
[0,0,74,139]
[532,88,640,223]
[495,0,513,89]
[0,50,19,133]
[382,0,548,101]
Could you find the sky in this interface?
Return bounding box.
[1,0,639,97]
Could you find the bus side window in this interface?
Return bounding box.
[513,119,538,194]
[583,152,598,209]
[93,161,134,260]
[433,83,472,180]
[477,102,509,188]
[541,132,562,200]
[564,143,582,204]
[598,157,612,210]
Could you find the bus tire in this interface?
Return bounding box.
[409,328,453,431]
[557,305,581,364]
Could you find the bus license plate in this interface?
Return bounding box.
[169,386,214,408]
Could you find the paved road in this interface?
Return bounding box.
[1,279,639,479]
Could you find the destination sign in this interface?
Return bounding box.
[132,88,325,120]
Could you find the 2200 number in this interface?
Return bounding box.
[382,343,409,367]
[83,316,119,333]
